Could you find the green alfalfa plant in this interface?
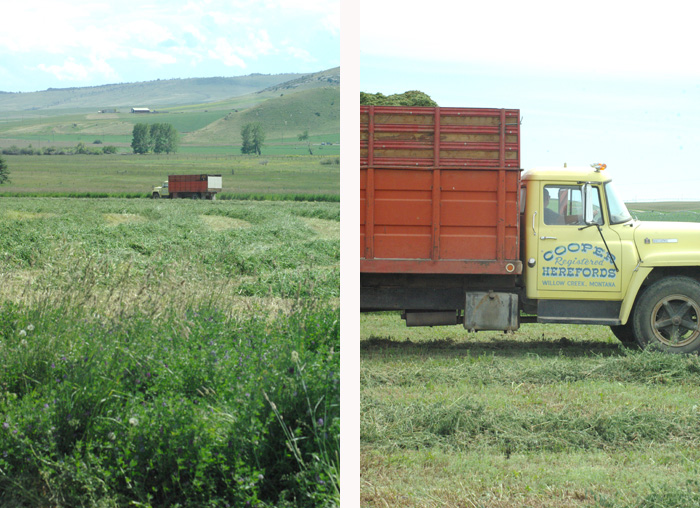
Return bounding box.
[263,349,339,507]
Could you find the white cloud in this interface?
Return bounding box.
[37,58,90,82]
[244,30,275,57]
[208,38,246,68]
[3,0,339,91]
[131,48,178,65]
[285,46,315,62]
[266,0,339,34]
[123,19,174,46]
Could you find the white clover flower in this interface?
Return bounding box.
[291,351,299,363]
[18,330,26,338]
[128,417,139,427]
[108,432,116,441]
[20,339,28,347]
[27,324,34,332]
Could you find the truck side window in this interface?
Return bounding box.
[543,186,567,225]
[589,186,604,225]
[543,185,599,226]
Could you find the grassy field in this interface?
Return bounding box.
[360,207,700,508]
[0,153,339,198]
[0,85,340,152]
[0,197,339,507]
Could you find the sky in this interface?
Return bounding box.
[360,0,700,202]
[0,0,339,93]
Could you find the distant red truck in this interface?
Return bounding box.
[152,174,222,200]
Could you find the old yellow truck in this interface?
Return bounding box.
[360,105,700,353]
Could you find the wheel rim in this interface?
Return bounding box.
[650,294,700,347]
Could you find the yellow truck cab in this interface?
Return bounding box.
[522,165,700,353]
[152,181,169,199]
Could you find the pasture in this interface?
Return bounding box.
[0,197,339,507]
[360,207,700,508]
[0,153,339,198]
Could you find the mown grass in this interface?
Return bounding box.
[0,197,339,507]
[361,313,700,508]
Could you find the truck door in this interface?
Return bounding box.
[536,184,622,297]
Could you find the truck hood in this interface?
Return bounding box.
[634,221,700,266]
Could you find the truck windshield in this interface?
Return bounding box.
[605,182,632,224]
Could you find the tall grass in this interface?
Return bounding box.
[0,197,339,506]
[1,301,339,507]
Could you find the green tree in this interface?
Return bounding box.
[298,129,313,155]
[131,123,151,154]
[150,123,179,154]
[360,90,438,107]
[0,155,9,184]
[241,122,265,155]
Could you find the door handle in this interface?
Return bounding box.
[540,236,557,240]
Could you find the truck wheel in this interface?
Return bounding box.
[609,323,639,348]
[632,277,700,354]
[152,193,160,199]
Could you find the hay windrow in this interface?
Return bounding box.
[200,214,252,230]
[103,212,146,225]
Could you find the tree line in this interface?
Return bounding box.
[1,143,118,156]
[131,123,179,154]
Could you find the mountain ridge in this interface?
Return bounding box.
[0,68,339,113]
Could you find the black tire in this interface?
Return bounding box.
[152,193,160,199]
[632,277,700,354]
[610,323,639,348]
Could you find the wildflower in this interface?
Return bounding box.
[317,418,324,427]
[108,432,116,441]
[20,339,28,347]
[291,351,299,363]
[27,324,34,332]
[129,417,139,427]
[2,422,9,429]
[18,330,26,338]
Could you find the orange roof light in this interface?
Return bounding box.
[591,163,607,172]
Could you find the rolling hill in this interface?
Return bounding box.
[0,68,340,148]
[0,70,339,114]
[184,86,340,144]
